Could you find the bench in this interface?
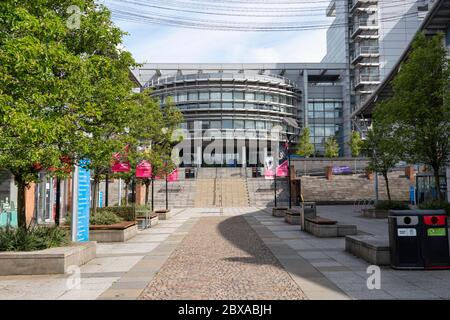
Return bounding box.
[345,235,390,265]
[272,207,288,217]
[304,216,357,238]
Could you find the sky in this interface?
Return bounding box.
[102,1,334,64]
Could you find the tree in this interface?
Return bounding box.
[348,131,364,157]
[375,33,450,200]
[364,117,403,201]
[295,127,315,157]
[324,136,339,158]
[0,1,140,227]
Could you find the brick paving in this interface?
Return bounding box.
[140,216,306,300]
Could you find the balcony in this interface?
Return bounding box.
[351,18,378,38]
[350,0,378,14]
[351,46,380,64]
[354,74,380,88]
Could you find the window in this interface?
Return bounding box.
[210,92,221,100]
[279,96,286,104]
[324,102,334,111]
[256,93,265,101]
[178,92,187,102]
[188,92,198,101]
[234,120,244,129]
[198,103,209,109]
[210,103,221,109]
[256,121,265,130]
[245,120,255,129]
[245,103,256,110]
[222,91,233,100]
[245,92,255,101]
[202,122,210,130]
[234,91,244,100]
[234,103,244,109]
[210,121,221,129]
[222,120,233,129]
[199,92,209,100]
[222,102,233,109]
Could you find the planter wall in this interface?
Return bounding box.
[362,209,390,219]
[272,207,288,217]
[0,242,96,276]
[155,209,171,220]
[89,222,137,242]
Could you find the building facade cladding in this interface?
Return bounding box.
[134,64,349,164]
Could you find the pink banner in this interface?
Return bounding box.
[111,161,131,173]
[276,160,289,177]
[167,168,179,182]
[136,161,152,178]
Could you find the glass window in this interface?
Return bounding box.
[188,92,198,101]
[245,103,256,110]
[279,96,286,104]
[245,120,255,129]
[313,102,324,111]
[210,121,221,129]
[256,93,265,101]
[265,94,273,102]
[234,103,244,109]
[272,95,279,103]
[222,120,233,129]
[245,92,255,101]
[325,112,335,118]
[287,97,293,105]
[202,122,210,130]
[187,121,194,130]
[222,102,233,109]
[210,103,221,109]
[234,120,244,129]
[188,104,198,110]
[199,92,209,100]
[178,92,187,102]
[315,127,325,136]
[222,91,233,100]
[256,121,265,130]
[266,122,273,130]
[325,126,335,136]
[234,91,244,100]
[324,102,335,111]
[210,92,221,100]
[308,111,315,119]
[198,103,209,109]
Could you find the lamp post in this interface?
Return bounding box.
[286,135,293,209]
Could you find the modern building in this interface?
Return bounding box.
[131,63,350,165]
[323,0,434,135]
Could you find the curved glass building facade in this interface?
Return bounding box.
[147,72,301,166]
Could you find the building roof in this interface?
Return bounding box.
[352,0,450,118]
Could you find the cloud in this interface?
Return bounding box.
[117,24,329,63]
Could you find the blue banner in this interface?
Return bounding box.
[77,160,91,242]
[99,191,103,208]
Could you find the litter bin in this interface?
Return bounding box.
[185,168,195,179]
[388,210,423,269]
[388,210,450,270]
[420,210,450,269]
[252,167,258,178]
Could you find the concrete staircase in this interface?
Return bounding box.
[246,177,289,207]
[151,179,197,209]
[194,168,250,207]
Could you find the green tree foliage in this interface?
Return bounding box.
[295,127,315,157]
[324,136,339,158]
[364,117,403,201]
[375,33,450,200]
[348,131,364,157]
[0,1,165,227]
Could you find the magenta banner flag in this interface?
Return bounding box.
[136,161,152,178]
[276,160,289,177]
[167,168,179,182]
[111,161,131,173]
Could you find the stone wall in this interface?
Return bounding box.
[301,172,411,203]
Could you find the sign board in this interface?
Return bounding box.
[397,228,417,237]
[427,228,447,237]
[71,160,91,243]
[98,191,103,208]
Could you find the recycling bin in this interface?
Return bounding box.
[388,210,450,270]
[388,210,423,269]
[420,210,450,269]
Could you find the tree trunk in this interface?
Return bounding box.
[55,178,61,226]
[92,174,101,214]
[125,183,129,206]
[383,172,391,201]
[433,169,442,201]
[15,176,27,229]
[145,181,150,205]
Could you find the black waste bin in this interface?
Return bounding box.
[388,209,450,270]
[388,210,423,269]
[185,168,195,179]
[252,167,258,178]
[420,210,450,269]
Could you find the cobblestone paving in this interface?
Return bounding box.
[140,216,306,300]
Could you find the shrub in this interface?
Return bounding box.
[375,200,410,210]
[96,206,135,221]
[90,211,123,226]
[0,226,69,252]
[418,201,450,215]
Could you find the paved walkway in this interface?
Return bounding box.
[141,216,305,300]
[0,206,449,300]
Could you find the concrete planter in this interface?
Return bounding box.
[155,209,171,220]
[272,207,288,217]
[284,210,301,225]
[89,221,137,243]
[305,221,357,238]
[362,208,389,219]
[0,242,96,276]
[345,235,390,266]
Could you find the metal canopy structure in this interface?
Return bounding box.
[352,0,450,118]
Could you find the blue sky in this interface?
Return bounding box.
[103,1,334,63]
